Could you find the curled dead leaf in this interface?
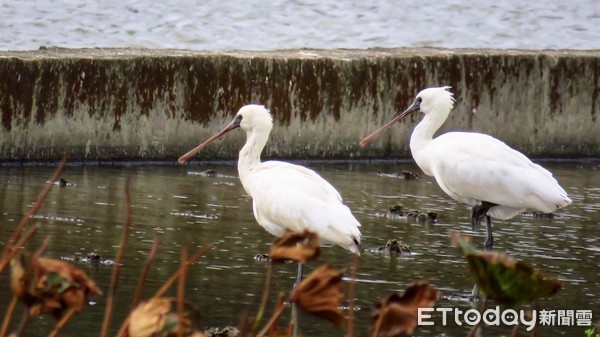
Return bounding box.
[465,251,561,306]
[128,297,200,337]
[290,264,345,328]
[269,230,320,264]
[371,282,438,337]
[453,231,561,306]
[10,252,102,318]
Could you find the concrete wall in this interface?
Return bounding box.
[0,47,598,162]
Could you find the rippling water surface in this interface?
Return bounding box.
[0,161,598,336]
[1,0,599,50]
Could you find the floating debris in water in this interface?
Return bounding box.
[204,326,239,337]
[364,239,411,256]
[440,292,476,303]
[187,169,237,179]
[48,177,76,187]
[213,181,236,186]
[520,210,555,219]
[61,252,115,266]
[189,169,217,177]
[375,204,437,223]
[171,211,218,220]
[31,214,85,223]
[253,253,270,262]
[377,170,419,180]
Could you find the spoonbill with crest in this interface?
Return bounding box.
[179,104,362,282]
[360,86,571,251]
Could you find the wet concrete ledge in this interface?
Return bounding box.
[0,47,598,162]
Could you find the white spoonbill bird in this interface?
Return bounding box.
[178,105,362,279]
[360,87,572,251]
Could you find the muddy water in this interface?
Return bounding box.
[0,161,598,336]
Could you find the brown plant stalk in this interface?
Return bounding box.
[347,255,360,337]
[0,155,67,272]
[131,236,159,309]
[100,176,133,337]
[47,308,76,337]
[116,243,216,337]
[0,295,18,337]
[255,292,286,337]
[252,263,273,332]
[177,248,188,337]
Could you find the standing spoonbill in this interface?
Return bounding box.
[178,105,362,281]
[360,86,571,251]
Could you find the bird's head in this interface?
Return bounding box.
[177,104,273,163]
[359,86,455,148]
[413,86,455,116]
[236,104,274,134]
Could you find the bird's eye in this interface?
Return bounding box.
[415,97,423,104]
[235,114,243,123]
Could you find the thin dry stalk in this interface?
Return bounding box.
[153,244,216,298]
[0,224,41,273]
[0,155,67,272]
[347,255,360,337]
[177,248,188,337]
[115,244,216,337]
[510,323,519,337]
[0,295,18,337]
[33,236,51,259]
[252,263,274,332]
[47,308,76,337]
[131,236,159,309]
[466,299,487,337]
[100,176,133,337]
[255,292,286,337]
[237,311,249,337]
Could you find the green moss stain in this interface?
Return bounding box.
[0,48,598,160]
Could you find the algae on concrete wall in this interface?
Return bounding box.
[0,47,598,161]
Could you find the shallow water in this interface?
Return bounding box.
[0,160,598,336]
[1,0,599,51]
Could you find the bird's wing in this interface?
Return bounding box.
[426,132,571,214]
[244,161,361,253]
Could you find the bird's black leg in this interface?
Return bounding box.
[484,215,493,251]
[470,201,497,250]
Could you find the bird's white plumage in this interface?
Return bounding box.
[182,104,361,254]
[242,161,361,253]
[407,87,572,219]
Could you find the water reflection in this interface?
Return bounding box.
[0,161,598,336]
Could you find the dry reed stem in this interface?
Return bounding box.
[177,248,188,337]
[115,244,216,337]
[100,176,133,337]
[256,292,286,337]
[153,244,216,299]
[0,224,41,273]
[0,155,67,272]
[47,307,76,337]
[347,255,360,337]
[0,296,18,337]
[131,236,159,309]
[33,236,51,259]
[252,263,273,332]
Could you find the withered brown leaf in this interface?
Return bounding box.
[10,253,102,318]
[371,282,438,337]
[290,264,345,328]
[269,230,320,264]
[128,297,199,337]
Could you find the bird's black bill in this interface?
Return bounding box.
[359,101,420,148]
[178,117,241,163]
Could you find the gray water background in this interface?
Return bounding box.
[1,0,599,51]
[0,161,597,336]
